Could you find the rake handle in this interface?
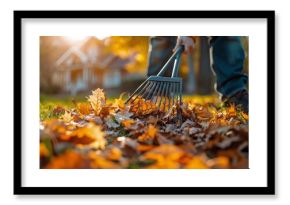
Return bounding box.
[156,45,184,77]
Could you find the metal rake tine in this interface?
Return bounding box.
[144,82,156,100]
[156,82,164,109]
[152,82,161,104]
[171,83,176,105]
[172,82,177,106]
[176,83,180,104]
[158,82,167,110]
[168,83,172,109]
[135,82,154,114]
[141,81,154,99]
[137,82,155,113]
[171,84,176,106]
[149,82,159,99]
[146,81,158,101]
[179,83,182,104]
[163,82,169,112]
[156,82,165,104]
[129,81,150,104]
[125,79,148,104]
[168,83,173,111]
[154,82,163,106]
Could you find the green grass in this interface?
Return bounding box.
[40,94,220,121]
[40,94,84,121]
[40,94,120,121]
[40,102,70,121]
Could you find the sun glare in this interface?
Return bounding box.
[64,36,109,44]
[65,36,88,43]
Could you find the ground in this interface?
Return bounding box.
[40,89,249,169]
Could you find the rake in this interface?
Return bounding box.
[125,45,184,112]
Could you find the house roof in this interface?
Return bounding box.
[55,37,137,71]
[56,45,88,67]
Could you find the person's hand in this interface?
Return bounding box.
[174,36,195,54]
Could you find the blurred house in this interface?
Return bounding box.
[53,37,137,95]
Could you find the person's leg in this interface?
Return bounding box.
[147,36,177,77]
[210,36,248,112]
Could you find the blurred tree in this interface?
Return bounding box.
[40,36,70,93]
[104,36,149,73]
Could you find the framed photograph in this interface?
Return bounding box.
[14,10,275,195]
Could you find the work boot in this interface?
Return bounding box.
[222,90,248,113]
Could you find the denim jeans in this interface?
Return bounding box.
[147,36,248,98]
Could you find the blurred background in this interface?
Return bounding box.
[40,36,248,99]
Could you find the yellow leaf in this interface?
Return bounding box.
[60,111,74,123]
[112,94,126,109]
[87,88,106,115]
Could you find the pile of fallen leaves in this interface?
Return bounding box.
[40,88,248,169]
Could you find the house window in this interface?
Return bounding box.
[103,71,121,88]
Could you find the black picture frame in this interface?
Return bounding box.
[14,10,275,195]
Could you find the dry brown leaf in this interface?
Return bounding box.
[61,123,106,149]
[129,97,157,115]
[87,88,106,115]
[194,105,212,121]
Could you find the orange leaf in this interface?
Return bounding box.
[138,124,158,143]
[88,152,120,169]
[40,143,49,157]
[45,150,88,169]
[106,147,122,161]
[77,102,91,115]
[121,119,135,128]
[185,156,208,169]
[207,156,230,168]
[141,144,185,169]
[61,123,106,149]
[227,104,237,117]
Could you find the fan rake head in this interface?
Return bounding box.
[125,76,182,112]
[125,45,184,114]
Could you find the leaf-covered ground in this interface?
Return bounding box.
[40,89,249,169]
